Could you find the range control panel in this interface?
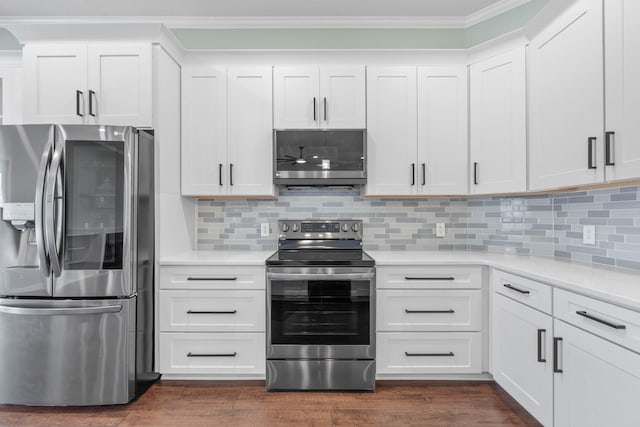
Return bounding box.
[278,219,363,240]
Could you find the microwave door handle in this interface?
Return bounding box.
[45,142,64,277]
[35,130,54,276]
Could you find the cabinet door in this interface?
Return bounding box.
[417,66,468,195]
[23,44,87,124]
[319,66,366,129]
[554,320,640,427]
[366,67,417,196]
[273,66,319,129]
[470,47,526,194]
[181,66,227,196]
[604,0,640,182]
[528,0,604,190]
[87,43,152,127]
[227,67,274,196]
[492,294,553,427]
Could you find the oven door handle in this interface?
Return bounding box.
[267,272,375,281]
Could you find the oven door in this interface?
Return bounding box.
[267,266,375,360]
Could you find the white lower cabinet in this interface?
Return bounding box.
[158,266,265,379]
[376,266,483,378]
[492,292,553,427]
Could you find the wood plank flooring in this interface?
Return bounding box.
[0,380,542,427]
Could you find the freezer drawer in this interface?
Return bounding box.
[0,298,135,406]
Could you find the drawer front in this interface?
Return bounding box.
[159,290,265,332]
[159,332,265,375]
[376,332,481,374]
[554,288,640,353]
[492,269,552,314]
[377,289,481,332]
[159,266,265,290]
[377,266,482,290]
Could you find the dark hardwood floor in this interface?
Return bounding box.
[0,380,542,427]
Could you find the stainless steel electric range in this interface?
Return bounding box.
[265,219,376,391]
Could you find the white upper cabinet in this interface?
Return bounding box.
[181,66,274,197]
[273,66,365,129]
[528,0,605,190]
[23,43,152,127]
[417,66,468,195]
[366,66,418,196]
[604,0,640,182]
[469,47,527,195]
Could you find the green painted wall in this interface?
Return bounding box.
[0,28,20,50]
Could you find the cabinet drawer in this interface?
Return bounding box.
[554,288,640,354]
[159,266,265,290]
[159,290,265,332]
[159,332,265,375]
[376,332,481,374]
[377,289,481,332]
[492,269,552,314]
[377,266,482,289]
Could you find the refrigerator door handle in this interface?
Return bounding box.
[35,129,54,276]
[0,304,123,316]
[45,142,64,277]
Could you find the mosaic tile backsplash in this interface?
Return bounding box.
[196,185,640,271]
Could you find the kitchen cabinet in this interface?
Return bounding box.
[367,66,467,196]
[469,47,526,194]
[528,0,604,190]
[604,0,640,182]
[181,66,274,197]
[22,43,152,127]
[0,67,22,125]
[273,66,365,129]
[376,266,483,377]
[491,270,553,427]
[158,265,266,378]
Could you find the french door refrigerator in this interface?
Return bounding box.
[0,124,158,406]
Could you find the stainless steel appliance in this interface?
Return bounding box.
[0,124,158,406]
[265,219,375,391]
[273,129,366,186]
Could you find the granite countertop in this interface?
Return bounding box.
[159,250,640,311]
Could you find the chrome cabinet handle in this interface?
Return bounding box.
[405,352,454,357]
[229,163,234,186]
[503,283,530,294]
[313,97,317,121]
[553,337,563,373]
[404,276,455,281]
[405,309,454,314]
[537,329,547,363]
[88,90,96,117]
[186,277,238,281]
[473,162,479,185]
[588,137,597,169]
[411,163,415,186]
[605,131,615,166]
[421,163,426,186]
[187,352,237,357]
[187,310,237,314]
[76,90,84,117]
[576,310,626,330]
[323,97,327,121]
[219,163,223,186]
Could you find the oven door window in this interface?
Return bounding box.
[270,279,370,345]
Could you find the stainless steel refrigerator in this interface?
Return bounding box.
[0,124,159,406]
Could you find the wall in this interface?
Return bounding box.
[196,184,640,271]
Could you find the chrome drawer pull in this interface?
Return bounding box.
[405,309,455,314]
[187,352,237,357]
[187,310,237,314]
[576,310,626,330]
[404,277,455,281]
[405,352,454,357]
[187,277,238,281]
[503,283,530,294]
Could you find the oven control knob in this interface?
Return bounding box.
[292,223,300,232]
[341,223,349,232]
[351,223,359,232]
[281,223,289,232]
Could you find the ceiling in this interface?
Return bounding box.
[0,0,523,24]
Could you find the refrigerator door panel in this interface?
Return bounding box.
[0,125,53,297]
[53,125,134,298]
[0,297,136,406]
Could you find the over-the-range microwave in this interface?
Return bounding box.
[273,129,366,186]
